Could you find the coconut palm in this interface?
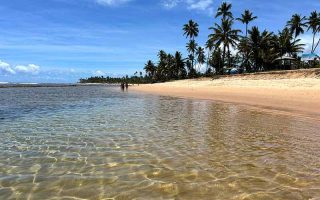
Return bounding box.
[174,51,187,79]
[276,28,305,57]
[144,60,156,78]
[186,40,198,56]
[238,37,251,72]
[208,19,241,74]
[236,10,257,37]
[156,50,168,81]
[186,57,197,78]
[215,2,233,20]
[286,14,307,42]
[307,11,320,53]
[186,39,198,70]
[166,54,175,80]
[196,46,206,73]
[205,39,215,72]
[209,48,223,75]
[247,26,274,71]
[183,20,199,40]
[183,20,199,71]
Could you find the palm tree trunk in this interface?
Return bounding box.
[312,32,316,53]
[227,46,231,68]
[244,51,249,74]
[313,38,320,53]
[206,50,210,74]
[222,45,226,75]
[254,50,258,72]
[191,53,194,72]
[194,58,198,73]
[245,51,249,73]
[192,37,195,73]
[246,23,248,37]
[244,24,248,73]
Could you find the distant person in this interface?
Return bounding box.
[125,82,129,90]
[120,82,125,91]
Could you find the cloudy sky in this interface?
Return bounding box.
[0,0,319,83]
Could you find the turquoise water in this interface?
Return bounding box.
[0,86,320,199]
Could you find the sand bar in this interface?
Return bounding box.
[132,69,320,119]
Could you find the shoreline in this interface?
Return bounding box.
[131,72,320,119]
[0,83,121,88]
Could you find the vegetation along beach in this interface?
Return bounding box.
[1,0,320,199]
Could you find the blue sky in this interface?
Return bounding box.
[0,0,319,83]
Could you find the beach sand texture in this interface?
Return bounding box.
[132,69,320,119]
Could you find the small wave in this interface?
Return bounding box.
[18,83,39,85]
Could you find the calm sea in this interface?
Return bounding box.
[0,86,319,199]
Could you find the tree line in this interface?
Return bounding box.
[79,73,148,84]
[80,2,320,84]
[144,2,319,82]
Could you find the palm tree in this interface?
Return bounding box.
[208,19,241,74]
[209,48,223,75]
[186,40,198,54]
[196,46,206,73]
[215,2,233,20]
[156,50,168,81]
[186,39,198,70]
[236,10,257,72]
[186,59,196,78]
[144,60,156,79]
[205,39,215,72]
[238,37,251,72]
[307,11,320,53]
[183,20,199,71]
[276,28,304,57]
[174,51,186,79]
[236,10,257,37]
[247,26,274,72]
[248,27,261,71]
[286,14,307,42]
[183,20,199,40]
[166,54,175,80]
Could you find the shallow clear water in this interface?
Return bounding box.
[0,86,320,200]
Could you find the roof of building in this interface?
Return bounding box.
[274,56,296,61]
[301,53,320,61]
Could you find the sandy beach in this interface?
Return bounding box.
[132,69,320,119]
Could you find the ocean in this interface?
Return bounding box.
[0,85,319,199]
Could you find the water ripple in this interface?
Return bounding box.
[0,86,320,199]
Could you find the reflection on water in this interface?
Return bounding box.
[0,86,320,199]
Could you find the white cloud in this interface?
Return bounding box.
[15,64,40,75]
[162,0,180,9]
[0,60,41,75]
[0,60,16,75]
[187,0,213,11]
[96,0,132,6]
[162,0,214,13]
[94,70,107,76]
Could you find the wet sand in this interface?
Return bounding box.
[132,69,320,119]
